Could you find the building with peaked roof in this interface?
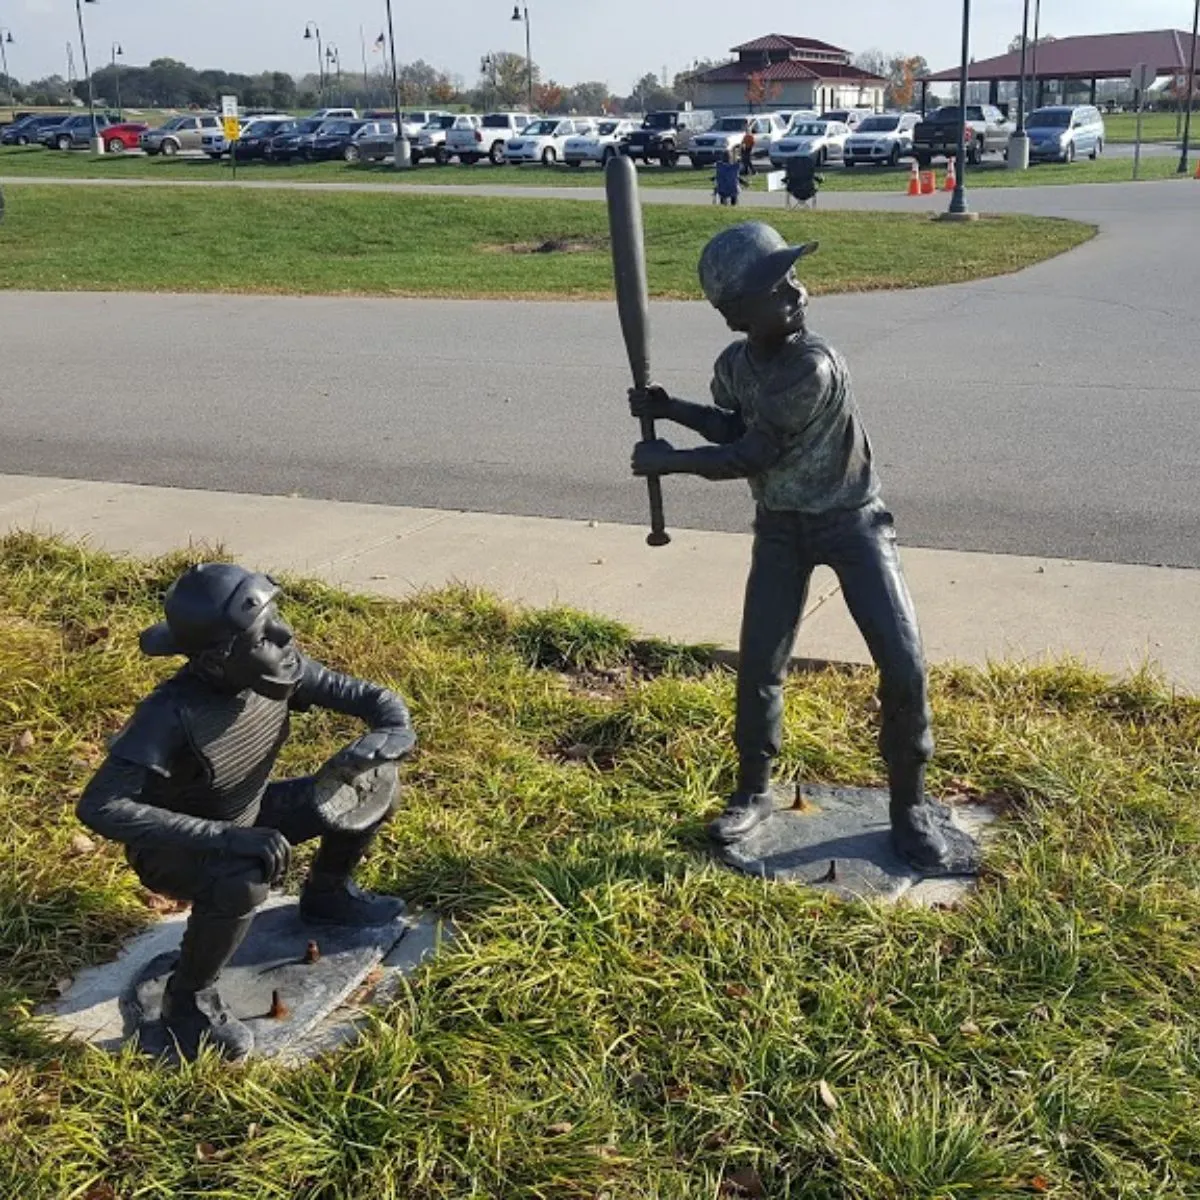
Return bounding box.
[925,28,1200,109]
[692,34,886,116]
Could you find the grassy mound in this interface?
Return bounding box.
[1,533,1197,1198]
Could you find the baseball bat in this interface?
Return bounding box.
[605,153,670,548]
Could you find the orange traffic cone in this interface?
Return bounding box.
[943,157,957,191]
[907,162,921,195]
[920,169,936,195]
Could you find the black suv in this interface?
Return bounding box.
[621,109,713,167]
[303,119,370,161]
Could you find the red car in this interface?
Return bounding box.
[98,122,149,154]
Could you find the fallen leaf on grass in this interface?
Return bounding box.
[721,1166,765,1197]
[959,1019,981,1037]
[818,1079,839,1111]
[13,730,35,754]
[195,1141,229,1162]
[545,1122,574,1136]
[70,833,97,856]
[1029,1176,1051,1193]
[83,1183,118,1200]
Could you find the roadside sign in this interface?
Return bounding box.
[766,169,786,193]
[220,94,238,119]
[1130,63,1156,93]
[222,116,240,142]
[1129,66,1153,179]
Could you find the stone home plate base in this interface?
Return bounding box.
[717,784,999,906]
[38,895,446,1064]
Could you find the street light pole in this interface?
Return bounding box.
[1177,0,1199,174]
[75,0,100,153]
[946,0,975,217]
[303,22,324,104]
[511,5,532,113]
[326,44,341,102]
[111,42,123,121]
[1030,0,1042,109]
[383,0,410,168]
[1007,0,1032,168]
[0,30,14,107]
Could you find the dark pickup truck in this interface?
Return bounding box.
[912,104,1012,166]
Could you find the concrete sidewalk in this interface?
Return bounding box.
[3,473,1196,693]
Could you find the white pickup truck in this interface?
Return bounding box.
[414,114,478,164]
[446,111,532,164]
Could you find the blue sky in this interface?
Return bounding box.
[5,0,1194,91]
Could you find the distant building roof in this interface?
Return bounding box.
[697,61,885,84]
[927,29,1200,82]
[732,34,848,56]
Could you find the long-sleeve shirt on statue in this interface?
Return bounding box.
[710,332,879,514]
[77,656,412,853]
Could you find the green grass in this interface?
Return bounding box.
[2,533,1199,1198]
[1101,111,1188,143]
[0,142,1191,190]
[0,184,1093,300]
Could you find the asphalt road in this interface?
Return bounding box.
[1,178,1197,568]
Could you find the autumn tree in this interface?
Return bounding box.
[535,81,566,112]
[567,81,610,114]
[744,70,782,111]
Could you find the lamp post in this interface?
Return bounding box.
[383,0,409,168]
[325,43,341,102]
[1178,0,1199,174]
[481,54,495,112]
[945,0,977,219]
[1030,0,1042,109]
[510,4,533,113]
[1008,0,1031,168]
[111,42,123,121]
[303,22,324,103]
[75,0,101,153]
[0,30,14,107]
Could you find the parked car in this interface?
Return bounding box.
[449,111,531,164]
[201,114,293,159]
[310,107,359,121]
[303,119,371,161]
[415,113,477,164]
[226,118,296,161]
[1,113,70,146]
[563,118,637,166]
[339,120,397,162]
[1026,104,1105,163]
[505,117,595,165]
[398,109,450,139]
[263,118,324,161]
[688,114,787,168]
[912,104,1012,166]
[141,114,222,156]
[769,119,851,167]
[621,108,713,166]
[97,122,150,154]
[821,108,875,129]
[842,111,920,167]
[355,120,402,162]
[40,113,122,150]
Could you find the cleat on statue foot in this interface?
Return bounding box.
[891,801,981,875]
[299,878,406,927]
[161,981,254,1061]
[708,791,775,844]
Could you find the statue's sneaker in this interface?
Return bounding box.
[161,983,254,1061]
[300,878,406,927]
[707,791,775,844]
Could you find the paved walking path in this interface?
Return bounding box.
[4,473,1196,692]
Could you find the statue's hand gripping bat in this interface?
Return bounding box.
[605,154,670,547]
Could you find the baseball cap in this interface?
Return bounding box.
[140,564,281,657]
[698,222,819,310]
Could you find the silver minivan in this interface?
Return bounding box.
[1027,104,1105,163]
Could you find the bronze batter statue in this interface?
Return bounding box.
[77,564,415,1060]
[631,223,977,875]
